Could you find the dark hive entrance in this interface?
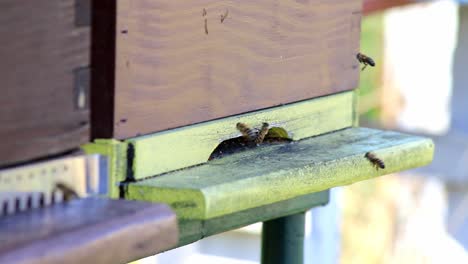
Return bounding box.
[208,127,292,160]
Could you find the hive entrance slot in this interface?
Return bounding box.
[208,126,292,160]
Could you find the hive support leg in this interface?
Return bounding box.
[261,212,305,264]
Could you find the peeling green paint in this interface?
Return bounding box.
[126,127,434,219]
[128,91,355,180]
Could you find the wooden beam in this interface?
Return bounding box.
[128,91,355,180]
[126,127,434,220]
[363,0,415,15]
[176,191,329,247]
[0,198,178,264]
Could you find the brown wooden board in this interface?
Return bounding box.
[0,198,178,264]
[92,0,362,139]
[363,0,414,14]
[0,1,91,167]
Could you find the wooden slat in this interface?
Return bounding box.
[0,0,90,167]
[93,0,362,139]
[128,91,355,180]
[126,127,434,220]
[0,198,178,264]
[363,0,414,14]
[177,191,329,247]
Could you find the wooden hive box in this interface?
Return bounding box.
[92,0,362,139]
[0,0,91,167]
[85,0,435,258]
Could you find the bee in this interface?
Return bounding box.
[236,122,257,141]
[365,152,385,170]
[53,182,79,202]
[356,53,375,71]
[254,122,269,145]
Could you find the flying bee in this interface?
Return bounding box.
[365,152,385,170]
[53,182,79,202]
[254,122,269,145]
[236,122,257,141]
[356,53,375,71]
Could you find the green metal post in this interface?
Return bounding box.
[261,212,305,264]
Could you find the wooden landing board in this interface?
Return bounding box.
[128,91,355,180]
[126,127,434,220]
[0,198,178,264]
[0,0,90,167]
[93,0,362,139]
[176,191,329,247]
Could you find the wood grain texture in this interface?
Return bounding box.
[129,91,354,180]
[176,191,328,247]
[363,0,414,14]
[103,0,363,139]
[0,198,178,264]
[126,127,434,220]
[0,0,90,167]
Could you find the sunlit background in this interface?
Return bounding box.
[133,1,468,263]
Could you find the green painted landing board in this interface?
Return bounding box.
[127,127,434,220]
[128,91,354,180]
[176,191,329,247]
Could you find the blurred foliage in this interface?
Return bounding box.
[340,176,398,264]
[357,13,384,121]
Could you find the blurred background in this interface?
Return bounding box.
[133,0,468,263]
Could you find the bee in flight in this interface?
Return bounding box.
[356,53,375,71]
[365,152,385,170]
[254,122,269,145]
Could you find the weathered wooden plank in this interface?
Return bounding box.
[176,191,329,247]
[126,127,434,220]
[93,0,362,139]
[0,198,178,264]
[0,0,90,167]
[128,91,354,180]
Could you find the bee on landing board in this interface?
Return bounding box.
[53,182,79,202]
[254,122,270,145]
[236,122,258,141]
[365,152,385,170]
[356,53,375,71]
